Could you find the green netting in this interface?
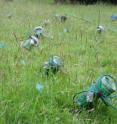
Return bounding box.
[96,75,116,96]
[73,75,117,111]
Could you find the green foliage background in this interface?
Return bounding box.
[0,0,117,123]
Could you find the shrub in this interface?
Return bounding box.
[54,0,117,4]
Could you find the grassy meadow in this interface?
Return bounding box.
[0,0,117,123]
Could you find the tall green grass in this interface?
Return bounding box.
[0,0,117,123]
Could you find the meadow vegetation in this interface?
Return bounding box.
[0,0,117,123]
